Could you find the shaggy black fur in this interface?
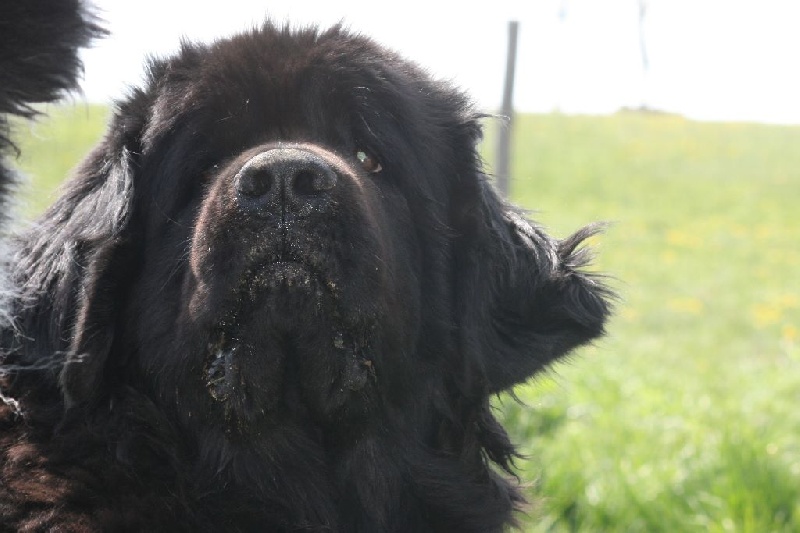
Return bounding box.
[0,0,105,217]
[0,11,612,532]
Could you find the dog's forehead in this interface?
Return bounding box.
[217,31,400,103]
[145,29,412,152]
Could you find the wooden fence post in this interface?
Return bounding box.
[496,21,519,198]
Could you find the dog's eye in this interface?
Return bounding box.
[356,150,382,174]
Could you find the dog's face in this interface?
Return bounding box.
[183,142,413,425]
[110,30,475,437]
[31,26,609,460]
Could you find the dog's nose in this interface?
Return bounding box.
[235,147,338,216]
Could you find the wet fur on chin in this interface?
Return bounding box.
[0,13,612,533]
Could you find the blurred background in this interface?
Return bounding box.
[12,1,800,531]
[78,0,800,124]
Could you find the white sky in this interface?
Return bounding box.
[79,0,800,124]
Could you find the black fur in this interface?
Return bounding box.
[0,0,105,213]
[1,16,611,532]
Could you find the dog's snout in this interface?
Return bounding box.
[235,148,337,215]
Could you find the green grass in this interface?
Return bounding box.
[10,106,800,531]
[490,112,800,532]
[10,103,110,217]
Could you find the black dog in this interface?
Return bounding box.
[0,6,611,531]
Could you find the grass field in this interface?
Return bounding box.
[10,105,800,532]
[11,104,110,217]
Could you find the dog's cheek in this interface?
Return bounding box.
[190,186,230,280]
[356,195,425,401]
[188,186,248,320]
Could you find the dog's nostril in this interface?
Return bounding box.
[237,168,273,198]
[293,170,318,196]
[292,168,337,196]
[235,148,339,215]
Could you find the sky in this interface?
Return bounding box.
[78,0,800,125]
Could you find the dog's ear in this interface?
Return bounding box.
[58,146,138,407]
[453,176,612,393]
[16,100,146,408]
